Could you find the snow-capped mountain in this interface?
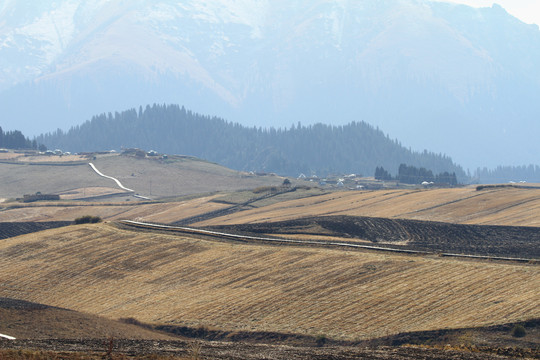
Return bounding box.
[1,0,539,169]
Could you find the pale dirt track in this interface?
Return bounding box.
[0,223,538,341]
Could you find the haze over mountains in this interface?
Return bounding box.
[1,0,539,170]
[37,104,466,179]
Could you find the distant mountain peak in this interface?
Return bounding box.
[0,0,539,170]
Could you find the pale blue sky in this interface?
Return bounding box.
[433,0,540,26]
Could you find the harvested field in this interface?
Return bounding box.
[57,187,132,200]
[5,185,540,228]
[3,163,540,228]
[0,223,538,342]
[194,186,540,227]
[0,222,72,240]
[0,195,230,222]
[205,215,540,259]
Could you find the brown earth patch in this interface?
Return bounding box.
[205,215,540,259]
[0,338,535,359]
[0,298,174,340]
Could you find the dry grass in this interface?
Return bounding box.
[193,187,540,227]
[0,153,283,200]
[0,162,112,199]
[0,223,538,341]
[3,186,540,228]
[0,349,189,360]
[0,150,89,163]
[86,155,283,198]
[57,187,130,200]
[3,151,539,228]
[0,152,22,160]
[0,195,229,223]
[0,305,173,340]
[22,155,89,163]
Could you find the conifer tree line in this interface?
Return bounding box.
[375,164,458,185]
[474,165,540,184]
[36,103,466,179]
[0,126,44,150]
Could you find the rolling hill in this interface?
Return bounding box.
[0,223,538,342]
[193,186,540,228]
[0,297,173,340]
[0,151,283,201]
[36,104,466,178]
[1,152,539,358]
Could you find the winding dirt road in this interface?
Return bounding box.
[88,163,134,192]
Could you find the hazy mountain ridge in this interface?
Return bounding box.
[37,103,466,180]
[1,0,539,169]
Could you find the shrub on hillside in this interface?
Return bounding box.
[316,334,327,347]
[74,215,102,224]
[511,324,526,338]
[119,317,153,330]
[252,186,279,194]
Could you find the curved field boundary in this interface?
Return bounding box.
[118,220,533,263]
[0,160,87,166]
[88,163,134,192]
[173,188,299,226]
[212,216,540,259]
[0,222,73,240]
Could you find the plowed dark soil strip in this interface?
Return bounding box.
[204,216,540,259]
[117,220,538,262]
[0,221,73,240]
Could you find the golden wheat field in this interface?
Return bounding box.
[1,223,538,341]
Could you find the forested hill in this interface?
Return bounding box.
[37,104,465,179]
[0,126,44,150]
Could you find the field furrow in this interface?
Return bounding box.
[194,187,540,227]
[1,223,538,341]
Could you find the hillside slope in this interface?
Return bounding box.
[193,186,540,227]
[3,186,540,228]
[0,152,282,200]
[0,223,537,341]
[0,297,173,340]
[204,215,540,259]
